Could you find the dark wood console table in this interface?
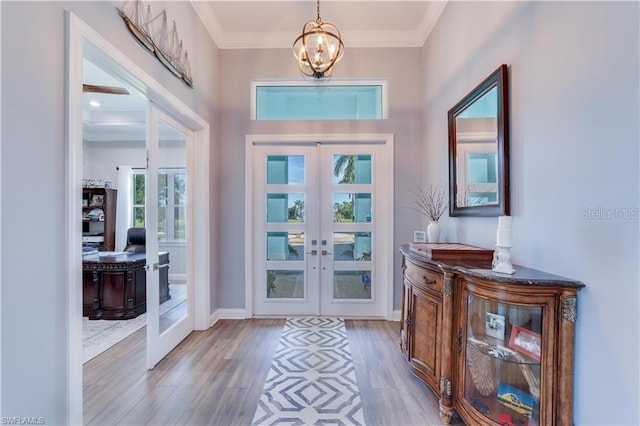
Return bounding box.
[83,252,170,320]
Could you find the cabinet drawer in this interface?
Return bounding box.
[405,261,443,294]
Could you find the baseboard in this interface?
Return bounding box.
[208,310,220,328]
[209,308,249,327]
[208,309,400,326]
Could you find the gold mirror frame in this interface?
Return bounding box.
[448,64,510,217]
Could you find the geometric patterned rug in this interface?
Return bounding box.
[251,317,365,425]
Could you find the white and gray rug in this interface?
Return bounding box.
[252,317,365,425]
[82,284,186,363]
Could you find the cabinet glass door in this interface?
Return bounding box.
[464,293,543,425]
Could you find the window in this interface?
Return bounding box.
[132,169,186,241]
[252,79,388,120]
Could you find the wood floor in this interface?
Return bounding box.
[83,319,462,425]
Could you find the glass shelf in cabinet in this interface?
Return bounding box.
[467,334,541,365]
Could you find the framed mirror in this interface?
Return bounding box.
[448,64,509,217]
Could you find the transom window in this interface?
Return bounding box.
[132,169,186,241]
[252,79,388,120]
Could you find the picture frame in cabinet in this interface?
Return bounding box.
[508,325,541,361]
[413,231,426,243]
[90,194,104,207]
[485,312,506,340]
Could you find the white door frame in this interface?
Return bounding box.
[245,133,394,319]
[66,12,210,424]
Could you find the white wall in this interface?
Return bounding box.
[1,1,219,421]
[83,140,145,185]
[421,1,639,424]
[218,47,424,310]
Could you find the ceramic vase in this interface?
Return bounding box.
[427,221,440,243]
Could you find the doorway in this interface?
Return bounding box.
[247,134,394,319]
[81,63,194,367]
[67,12,210,423]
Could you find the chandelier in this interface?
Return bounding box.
[293,0,344,79]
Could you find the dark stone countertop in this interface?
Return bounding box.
[401,244,585,289]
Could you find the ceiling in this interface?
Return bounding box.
[83,59,148,142]
[83,1,447,141]
[191,0,448,49]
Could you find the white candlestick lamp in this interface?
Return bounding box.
[492,215,515,274]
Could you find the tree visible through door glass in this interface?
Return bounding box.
[333,193,372,223]
[332,154,372,184]
[267,193,304,223]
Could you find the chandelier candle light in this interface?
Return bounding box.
[293,0,344,79]
[492,215,515,274]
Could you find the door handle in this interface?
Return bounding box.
[322,250,332,256]
[306,250,318,255]
[153,262,170,271]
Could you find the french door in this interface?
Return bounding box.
[252,140,390,317]
[146,105,193,368]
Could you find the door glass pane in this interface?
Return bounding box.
[333,193,372,223]
[267,193,304,223]
[332,154,371,184]
[158,120,188,335]
[263,153,307,307]
[333,271,372,300]
[267,232,304,260]
[267,155,304,184]
[267,270,305,299]
[333,232,371,261]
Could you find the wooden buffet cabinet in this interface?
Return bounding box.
[400,245,584,425]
